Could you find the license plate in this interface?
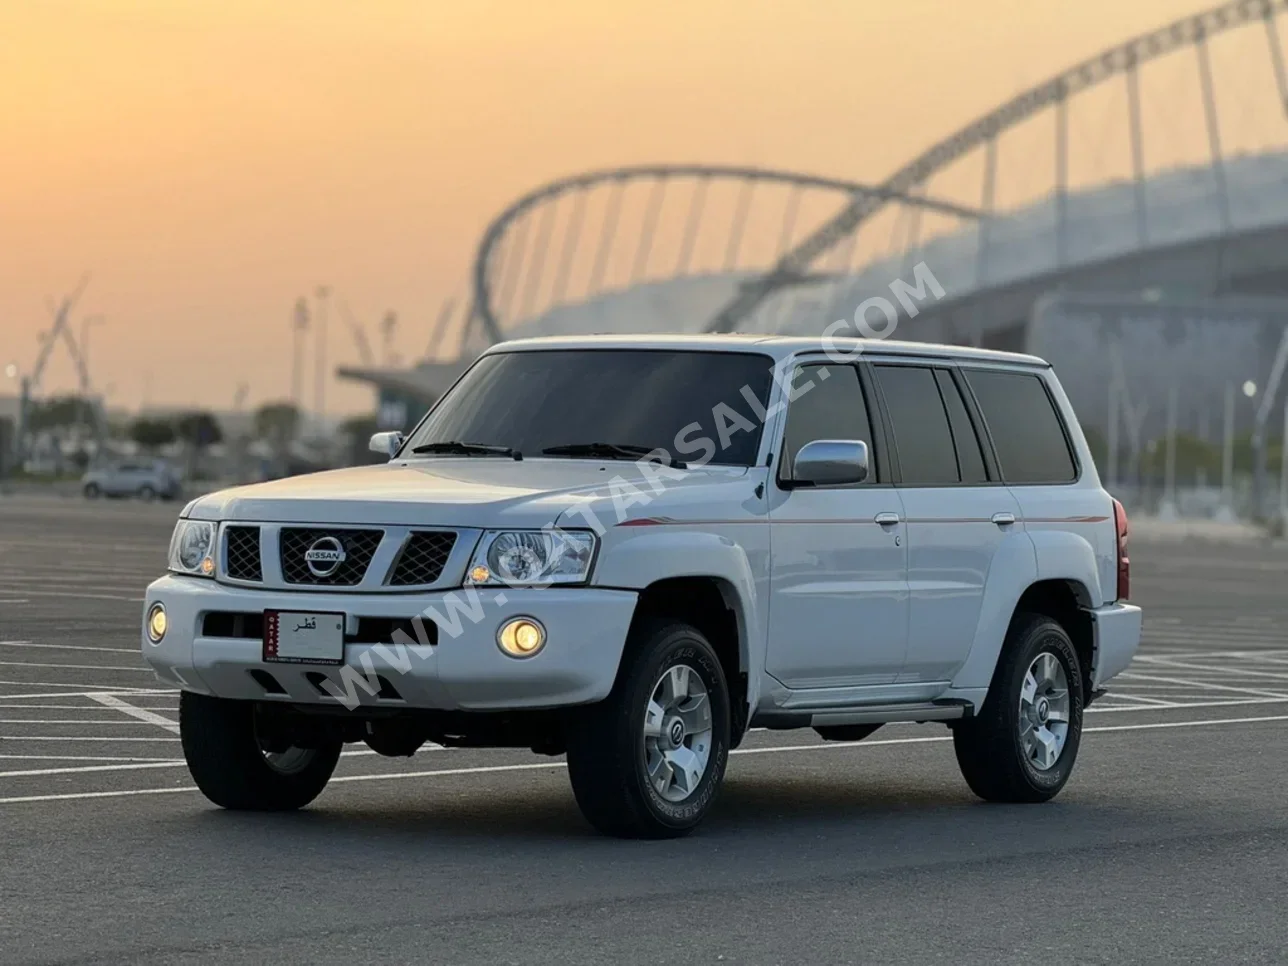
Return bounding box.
[263,611,345,665]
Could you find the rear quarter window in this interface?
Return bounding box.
[964,368,1077,484]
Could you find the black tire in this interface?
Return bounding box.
[565,620,730,838]
[180,691,341,810]
[83,483,100,499]
[953,613,1084,803]
[137,484,156,502]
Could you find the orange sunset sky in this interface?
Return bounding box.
[0,1,1242,414]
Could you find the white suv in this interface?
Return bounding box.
[143,335,1141,838]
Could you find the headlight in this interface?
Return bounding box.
[168,520,217,576]
[467,529,596,586]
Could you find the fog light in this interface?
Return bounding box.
[146,603,167,644]
[497,617,545,658]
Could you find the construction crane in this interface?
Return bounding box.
[28,274,91,395]
[380,310,398,366]
[17,274,95,458]
[338,300,375,368]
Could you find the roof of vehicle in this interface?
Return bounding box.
[487,332,1049,367]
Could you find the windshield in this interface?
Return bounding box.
[401,349,775,467]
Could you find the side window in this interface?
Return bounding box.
[964,369,1077,483]
[934,369,988,484]
[873,365,958,485]
[778,364,874,482]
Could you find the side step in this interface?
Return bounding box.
[753,700,972,731]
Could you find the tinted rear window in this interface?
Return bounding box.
[935,369,988,484]
[873,365,958,485]
[404,349,774,466]
[964,369,1077,483]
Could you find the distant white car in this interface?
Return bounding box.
[143,334,1141,838]
[83,460,180,501]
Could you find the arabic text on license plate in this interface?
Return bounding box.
[263,611,345,664]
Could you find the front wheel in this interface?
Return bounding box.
[83,483,100,499]
[566,621,730,838]
[953,613,1084,803]
[180,692,341,810]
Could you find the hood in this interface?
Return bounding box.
[186,458,750,528]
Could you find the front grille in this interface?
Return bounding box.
[389,530,457,585]
[280,528,382,585]
[224,526,263,582]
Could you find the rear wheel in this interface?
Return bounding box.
[83,483,100,499]
[566,621,730,838]
[953,613,1084,803]
[137,484,156,502]
[180,691,341,810]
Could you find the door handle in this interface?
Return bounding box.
[991,512,1016,526]
[874,512,901,526]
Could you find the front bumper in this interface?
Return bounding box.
[1089,602,1142,689]
[142,575,638,711]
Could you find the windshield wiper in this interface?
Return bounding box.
[410,440,522,460]
[541,442,686,468]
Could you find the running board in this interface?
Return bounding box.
[753,700,972,730]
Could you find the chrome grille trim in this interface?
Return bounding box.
[280,527,383,586]
[215,523,479,592]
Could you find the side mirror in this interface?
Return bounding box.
[791,439,868,487]
[369,431,403,458]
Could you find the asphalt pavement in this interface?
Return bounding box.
[1,494,1286,965]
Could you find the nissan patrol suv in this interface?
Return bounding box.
[143,334,1141,838]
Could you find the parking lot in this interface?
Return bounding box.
[1,494,1286,964]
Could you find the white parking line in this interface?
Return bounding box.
[0,681,167,694]
[0,761,186,778]
[0,711,1282,806]
[0,690,176,705]
[1088,696,1288,713]
[0,747,428,776]
[1100,693,1177,707]
[0,755,183,763]
[0,787,192,805]
[87,693,180,734]
[0,642,142,655]
[0,720,182,725]
[0,661,151,673]
[0,590,145,602]
[1116,671,1288,700]
[0,736,179,742]
[0,704,177,711]
[1134,655,1288,682]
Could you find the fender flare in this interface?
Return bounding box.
[593,529,765,718]
[951,530,1101,692]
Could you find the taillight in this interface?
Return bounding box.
[1113,498,1130,601]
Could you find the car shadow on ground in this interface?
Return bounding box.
[162,771,1134,854]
